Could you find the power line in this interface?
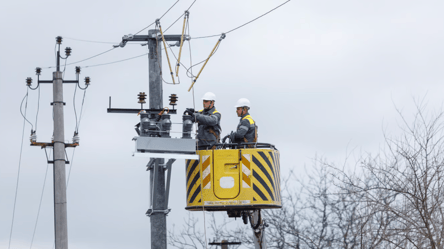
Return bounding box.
[164,0,197,33]
[76,89,87,133]
[9,90,30,249]
[64,37,116,44]
[20,91,34,130]
[30,161,50,249]
[34,87,40,132]
[134,0,180,35]
[83,53,148,68]
[42,48,116,69]
[66,48,116,66]
[225,0,290,34]
[192,0,291,39]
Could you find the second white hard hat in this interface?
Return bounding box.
[234,98,251,108]
[202,92,216,101]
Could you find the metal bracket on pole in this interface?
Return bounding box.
[145,208,171,217]
[146,158,156,171]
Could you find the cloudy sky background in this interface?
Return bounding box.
[1,0,444,248]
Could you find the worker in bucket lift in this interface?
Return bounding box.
[227,98,258,144]
[185,92,222,149]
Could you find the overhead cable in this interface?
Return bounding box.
[64,37,116,44]
[34,87,40,132]
[66,48,116,66]
[20,91,34,130]
[83,53,148,68]
[134,0,180,35]
[9,90,30,249]
[164,0,197,33]
[192,0,291,39]
[30,162,50,249]
[41,48,116,69]
[76,90,87,133]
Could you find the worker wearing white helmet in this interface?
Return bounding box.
[227,98,257,144]
[185,92,222,149]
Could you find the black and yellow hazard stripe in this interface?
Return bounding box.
[252,151,278,202]
[186,159,201,204]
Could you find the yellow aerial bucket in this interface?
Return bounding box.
[185,144,281,211]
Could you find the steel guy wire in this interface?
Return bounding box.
[9,89,30,249]
[192,0,291,39]
[30,161,50,249]
[134,0,180,35]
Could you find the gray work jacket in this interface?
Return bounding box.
[234,112,257,143]
[195,106,222,147]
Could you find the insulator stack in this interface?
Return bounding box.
[138,92,147,104]
[56,36,63,44]
[65,47,72,57]
[26,77,32,86]
[169,94,178,109]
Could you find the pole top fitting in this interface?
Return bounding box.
[155,19,160,26]
[35,67,41,75]
[220,33,226,40]
[56,36,63,44]
[75,66,81,75]
[185,10,189,17]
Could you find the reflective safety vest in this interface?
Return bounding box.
[241,114,258,143]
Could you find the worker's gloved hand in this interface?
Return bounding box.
[222,134,230,143]
[229,131,236,143]
[183,108,195,115]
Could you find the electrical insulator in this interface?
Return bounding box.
[30,131,37,143]
[84,77,90,85]
[35,67,41,75]
[73,132,79,144]
[56,36,63,44]
[169,94,178,108]
[75,66,81,74]
[26,77,32,86]
[65,47,72,57]
[138,92,147,104]
[51,135,54,143]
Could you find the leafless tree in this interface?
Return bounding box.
[170,104,444,249]
[332,104,444,249]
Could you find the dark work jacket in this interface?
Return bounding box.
[234,112,257,143]
[195,106,222,147]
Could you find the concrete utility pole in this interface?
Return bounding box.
[29,36,88,249]
[110,28,191,249]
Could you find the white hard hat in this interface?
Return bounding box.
[202,92,216,101]
[235,98,251,108]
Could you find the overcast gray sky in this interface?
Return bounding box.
[2,0,444,248]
